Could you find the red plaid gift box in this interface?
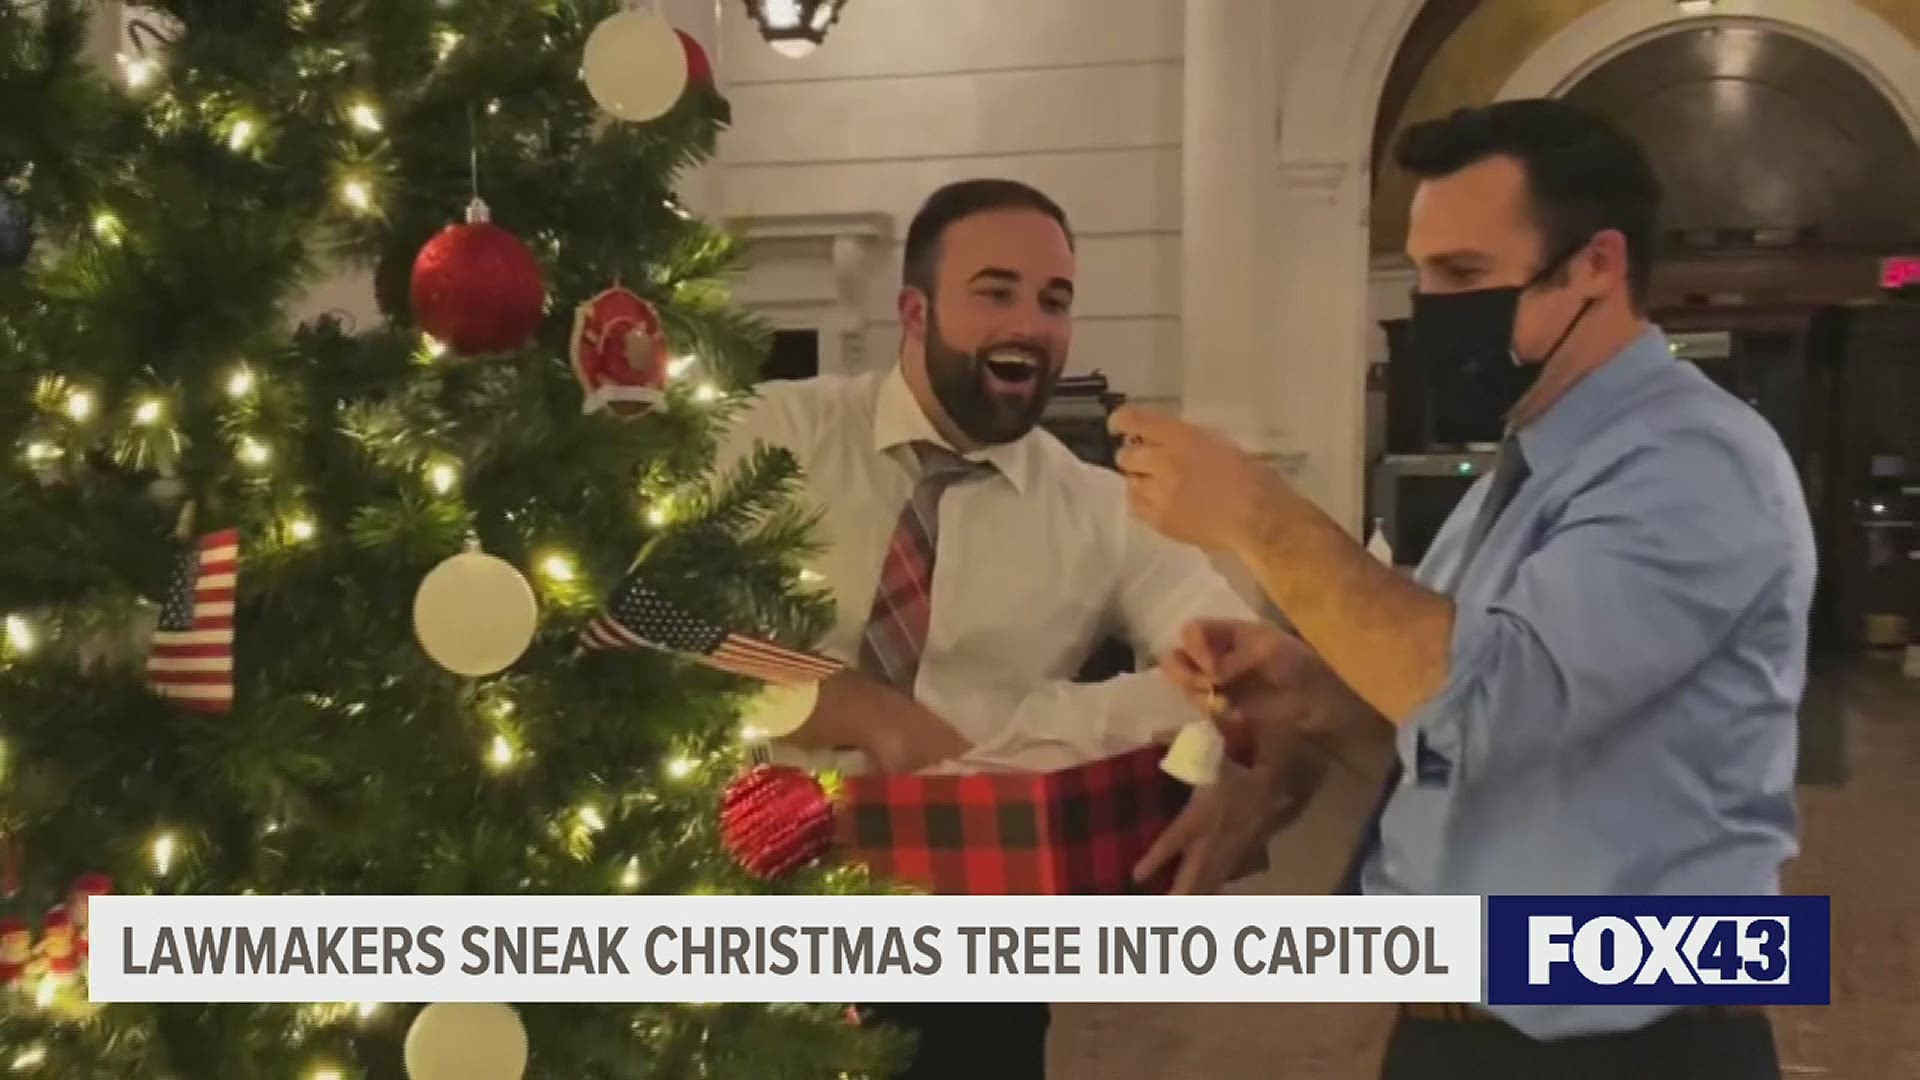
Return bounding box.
[832,745,1192,895]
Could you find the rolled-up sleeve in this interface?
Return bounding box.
[1411,431,1795,778]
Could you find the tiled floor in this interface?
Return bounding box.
[1050,654,1920,1079]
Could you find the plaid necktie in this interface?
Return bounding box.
[856,442,994,693]
[1336,432,1530,893]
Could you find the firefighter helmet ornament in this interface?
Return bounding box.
[570,285,669,417]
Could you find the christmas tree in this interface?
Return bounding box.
[0,2,904,1075]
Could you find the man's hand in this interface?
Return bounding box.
[1162,617,1365,803]
[1162,619,1319,735]
[782,671,972,774]
[1117,408,1458,728]
[1132,761,1272,895]
[1109,405,1284,552]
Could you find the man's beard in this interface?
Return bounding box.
[922,310,1058,447]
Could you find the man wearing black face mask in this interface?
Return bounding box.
[1409,233,1595,445]
[1111,100,1814,1079]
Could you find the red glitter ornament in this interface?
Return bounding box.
[677,30,712,88]
[409,198,546,357]
[719,764,834,879]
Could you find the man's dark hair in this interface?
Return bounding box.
[1395,99,1662,310]
[902,178,1074,297]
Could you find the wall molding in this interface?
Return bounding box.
[727,213,892,376]
[1258,450,1310,477]
[1276,160,1352,196]
[729,211,891,247]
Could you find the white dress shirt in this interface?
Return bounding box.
[715,366,1254,775]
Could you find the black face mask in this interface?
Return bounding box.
[1409,244,1597,442]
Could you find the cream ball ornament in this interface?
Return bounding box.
[404,1002,529,1080]
[582,8,689,122]
[413,539,538,677]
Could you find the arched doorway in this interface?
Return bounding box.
[1500,0,1920,134]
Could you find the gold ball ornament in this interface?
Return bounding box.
[412,542,538,677]
[404,1002,528,1080]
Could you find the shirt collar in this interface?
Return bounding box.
[870,365,1037,494]
[1515,323,1673,474]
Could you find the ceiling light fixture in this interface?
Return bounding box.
[742,0,849,59]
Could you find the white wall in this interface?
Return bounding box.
[712,0,1185,403]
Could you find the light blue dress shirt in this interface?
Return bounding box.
[1359,325,1817,1039]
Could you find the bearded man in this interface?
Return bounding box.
[712,179,1283,1078]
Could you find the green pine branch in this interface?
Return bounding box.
[0,2,897,1075]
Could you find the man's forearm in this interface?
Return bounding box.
[775,673,864,751]
[777,671,973,773]
[777,672,925,751]
[1231,480,1454,725]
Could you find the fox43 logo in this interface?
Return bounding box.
[1486,896,1830,1006]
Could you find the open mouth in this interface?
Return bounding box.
[981,348,1043,387]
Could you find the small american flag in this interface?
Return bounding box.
[147,528,239,713]
[581,575,842,685]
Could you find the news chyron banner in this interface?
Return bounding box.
[86,894,1828,1006]
[89,895,1477,1003]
